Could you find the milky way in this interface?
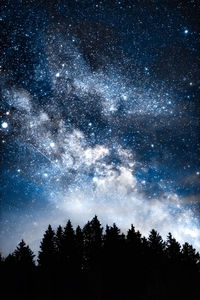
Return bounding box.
[0,0,200,255]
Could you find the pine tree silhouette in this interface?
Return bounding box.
[181,242,200,299]
[75,225,84,272]
[145,230,166,298]
[14,239,35,268]
[55,224,63,265]
[164,233,182,299]
[55,225,63,251]
[82,216,104,297]
[104,223,120,243]
[38,224,56,268]
[127,224,142,250]
[126,225,143,296]
[62,220,76,269]
[166,232,181,262]
[83,215,103,270]
[2,240,36,300]
[82,220,92,270]
[102,223,125,297]
[90,215,103,247]
[182,242,200,267]
[2,216,200,300]
[148,229,165,256]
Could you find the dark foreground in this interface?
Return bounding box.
[1,216,200,300]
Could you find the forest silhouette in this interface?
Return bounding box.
[1,216,200,300]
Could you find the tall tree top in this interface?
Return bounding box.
[14,239,35,267]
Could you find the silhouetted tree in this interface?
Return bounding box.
[57,220,78,296]
[14,239,35,268]
[2,241,35,300]
[127,224,142,250]
[82,216,104,296]
[146,229,166,298]
[104,223,123,262]
[164,233,183,299]
[104,223,120,244]
[62,219,76,269]
[90,215,103,247]
[55,224,63,265]
[83,216,103,271]
[126,225,143,295]
[182,242,200,267]
[38,224,56,268]
[75,225,84,271]
[55,225,63,251]
[180,242,200,299]
[148,229,165,256]
[2,216,200,300]
[102,223,126,297]
[166,232,181,262]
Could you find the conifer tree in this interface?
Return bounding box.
[55,225,63,251]
[182,242,200,267]
[166,233,181,262]
[55,225,63,265]
[104,223,122,261]
[127,225,142,249]
[148,229,165,255]
[83,216,103,270]
[90,215,103,247]
[105,223,120,244]
[75,225,84,271]
[2,217,200,299]
[14,239,35,268]
[62,220,76,269]
[126,225,142,269]
[38,225,56,268]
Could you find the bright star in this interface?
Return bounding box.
[1,122,8,129]
[50,142,55,148]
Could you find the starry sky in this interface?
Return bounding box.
[0,0,200,256]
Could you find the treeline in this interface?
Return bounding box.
[1,216,200,300]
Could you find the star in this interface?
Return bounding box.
[122,94,127,100]
[50,142,55,148]
[1,122,8,129]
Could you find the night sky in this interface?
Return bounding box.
[0,0,200,256]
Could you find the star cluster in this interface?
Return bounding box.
[0,0,200,255]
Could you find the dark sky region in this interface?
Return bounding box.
[0,0,200,256]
